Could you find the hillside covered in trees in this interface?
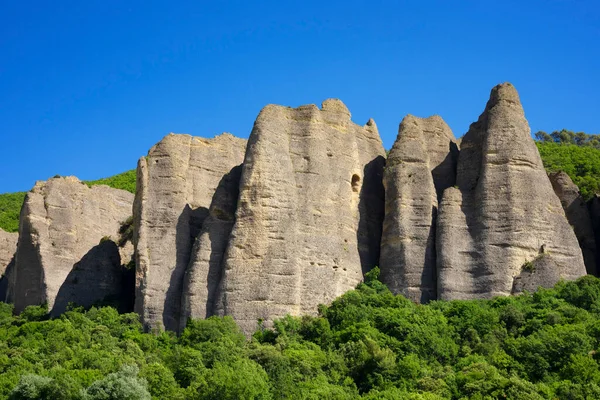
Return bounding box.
[2,269,600,399]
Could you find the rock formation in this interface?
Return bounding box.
[0,229,18,302]
[549,171,597,275]
[179,165,242,330]
[10,177,134,314]
[133,133,246,332]
[214,99,386,334]
[380,115,457,302]
[437,83,586,299]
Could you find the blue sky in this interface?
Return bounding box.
[1,0,598,193]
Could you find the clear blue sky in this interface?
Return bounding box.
[1,0,598,193]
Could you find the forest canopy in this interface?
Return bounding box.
[2,269,600,399]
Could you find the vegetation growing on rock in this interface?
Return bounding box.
[2,269,600,399]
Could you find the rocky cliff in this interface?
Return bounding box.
[214,99,385,334]
[380,115,457,302]
[0,229,17,301]
[133,133,246,332]
[2,82,595,336]
[10,177,134,314]
[549,171,597,275]
[437,83,586,300]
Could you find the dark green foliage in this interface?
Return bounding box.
[0,192,25,233]
[84,170,136,194]
[3,272,600,398]
[536,141,600,200]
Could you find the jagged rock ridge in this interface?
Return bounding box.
[214,99,386,334]
[380,115,457,302]
[437,83,586,299]
[10,177,134,314]
[133,133,246,332]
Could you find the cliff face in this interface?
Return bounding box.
[549,171,597,275]
[10,177,134,314]
[380,115,457,302]
[0,229,18,302]
[436,83,586,300]
[214,99,386,334]
[133,133,246,332]
[3,82,595,335]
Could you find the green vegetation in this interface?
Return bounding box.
[536,141,600,200]
[2,269,600,399]
[84,169,137,194]
[0,170,136,233]
[0,192,26,233]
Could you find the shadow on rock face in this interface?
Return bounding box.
[357,155,386,276]
[164,204,209,331]
[52,240,134,316]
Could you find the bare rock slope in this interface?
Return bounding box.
[134,133,246,332]
[11,177,134,314]
[215,99,386,334]
[380,115,457,302]
[436,83,586,299]
[549,171,597,275]
[0,229,18,301]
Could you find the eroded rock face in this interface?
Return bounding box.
[11,177,134,313]
[380,115,457,302]
[549,171,597,275]
[437,83,586,300]
[0,229,18,302]
[215,99,386,334]
[134,133,246,332]
[179,165,242,331]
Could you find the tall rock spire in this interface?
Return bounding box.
[214,99,386,334]
[133,133,246,332]
[380,115,457,302]
[437,83,586,299]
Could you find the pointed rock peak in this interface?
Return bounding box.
[486,82,522,110]
[321,98,351,118]
[364,118,378,133]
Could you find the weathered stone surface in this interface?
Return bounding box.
[0,229,18,302]
[10,177,134,313]
[437,83,586,300]
[380,115,457,302]
[134,133,246,332]
[180,165,242,331]
[52,240,135,315]
[215,99,386,334]
[549,171,597,275]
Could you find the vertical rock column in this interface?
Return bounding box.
[134,133,246,332]
[0,229,18,302]
[380,115,457,302]
[549,171,597,275]
[10,177,134,313]
[437,83,586,300]
[215,99,386,335]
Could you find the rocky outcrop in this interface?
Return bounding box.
[0,229,18,302]
[134,133,246,332]
[549,171,597,275]
[437,83,586,300]
[179,165,242,331]
[214,99,386,334]
[10,177,134,313]
[380,115,457,302]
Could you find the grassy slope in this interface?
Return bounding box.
[0,170,136,233]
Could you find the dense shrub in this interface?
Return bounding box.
[0,192,25,233]
[1,271,600,398]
